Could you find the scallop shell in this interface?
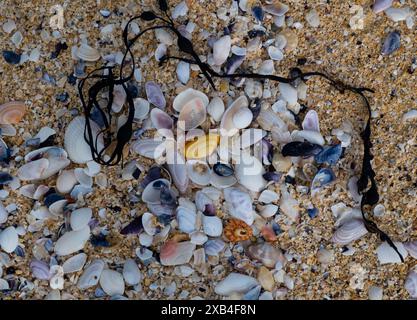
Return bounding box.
[173,88,209,113]
[62,253,87,274]
[331,219,368,245]
[76,43,100,61]
[220,96,250,137]
[0,101,26,124]
[64,116,104,164]
[150,108,173,130]
[224,187,254,225]
[207,97,225,122]
[77,259,105,289]
[176,206,197,234]
[186,160,211,186]
[178,98,207,131]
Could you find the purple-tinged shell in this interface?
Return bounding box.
[281,141,323,157]
[30,259,50,280]
[204,239,225,256]
[331,219,368,245]
[302,110,320,132]
[381,31,400,56]
[373,0,393,14]
[261,138,273,164]
[120,217,143,235]
[404,241,417,259]
[148,203,175,217]
[263,171,281,182]
[225,54,245,75]
[311,168,336,191]
[203,203,216,216]
[145,81,166,109]
[314,144,342,165]
[140,166,162,189]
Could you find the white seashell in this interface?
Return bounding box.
[0,278,9,290]
[402,110,417,122]
[258,190,278,204]
[279,83,298,105]
[332,219,368,245]
[2,20,16,34]
[176,207,197,234]
[404,241,417,259]
[231,45,246,56]
[190,231,208,245]
[178,98,207,131]
[74,168,93,187]
[49,199,67,216]
[172,1,188,19]
[245,79,263,99]
[210,171,237,189]
[123,259,141,286]
[240,128,266,149]
[160,241,196,266]
[385,7,412,22]
[302,110,320,132]
[213,35,231,65]
[17,158,49,181]
[142,212,157,236]
[224,187,254,225]
[0,124,17,136]
[232,108,253,130]
[76,43,100,61]
[368,286,383,300]
[54,226,90,256]
[139,232,153,247]
[207,97,225,122]
[203,215,223,237]
[111,85,127,113]
[376,241,407,265]
[65,116,104,164]
[260,204,278,218]
[155,43,167,62]
[215,273,258,296]
[306,9,320,27]
[131,139,166,160]
[268,46,284,61]
[186,160,211,186]
[77,259,105,289]
[142,178,170,205]
[155,29,174,45]
[166,149,189,194]
[258,59,275,75]
[56,170,77,194]
[84,161,101,177]
[220,96,250,137]
[173,88,209,113]
[291,130,325,145]
[62,253,87,274]
[373,0,393,14]
[70,208,92,231]
[235,154,266,192]
[280,185,300,222]
[134,98,150,120]
[176,61,190,84]
[100,269,125,296]
[0,226,18,253]
[34,126,56,143]
[0,202,8,224]
[405,270,417,298]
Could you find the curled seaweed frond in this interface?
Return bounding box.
[77,1,403,260]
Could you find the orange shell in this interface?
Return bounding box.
[261,225,277,242]
[0,101,26,124]
[224,218,253,242]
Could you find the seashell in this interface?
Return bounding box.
[260,204,278,218]
[155,43,167,62]
[99,269,125,296]
[280,185,300,222]
[317,248,334,265]
[141,212,157,236]
[224,218,252,242]
[210,171,237,189]
[139,232,153,247]
[204,239,225,256]
[291,130,325,146]
[0,202,8,224]
[166,149,189,194]
[263,2,289,16]
[235,154,267,192]
[54,226,90,256]
[247,242,286,268]
[373,0,393,13]
[145,81,166,109]
[65,116,104,164]
[258,190,278,204]
[70,185,93,199]
[49,199,67,216]
[0,226,18,253]
[240,129,265,149]
[33,185,50,200]
[173,88,209,113]
[17,159,49,181]
[376,241,407,265]
[279,29,298,52]
[207,97,225,122]
[160,240,196,266]
[190,231,208,245]
[74,168,93,187]
[202,215,223,237]
[257,109,288,134]
[30,259,50,280]
[77,259,105,289]
[62,253,87,274]
[0,278,9,290]
[220,96,251,137]
[306,8,320,27]
[215,273,258,296]
[385,7,412,22]
[186,160,211,186]
[84,161,101,177]
[0,138,10,164]
[279,83,298,105]
[225,54,245,75]
[76,44,100,61]
[70,208,93,231]
[0,101,26,124]
[332,219,368,245]
[268,46,284,61]
[185,134,220,159]
[34,126,56,143]
[123,259,141,286]
[213,162,234,177]
[176,207,197,234]
[244,79,263,100]
[142,179,170,204]
[402,110,417,122]
[134,98,150,120]
[131,139,166,159]
[368,286,383,300]
[381,31,400,56]
[258,59,275,75]
[155,28,174,45]
[315,144,342,165]
[224,187,254,225]
[311,168,336,191]
[213,35,231,65]
[178,97,207,131]
[405,270,417,298]
[111,85,127,113]
[172,1,188,19]
[150,108,173,130]
[176,61,190,84]
[404,241,417,259]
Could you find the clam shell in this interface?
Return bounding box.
[64,116,104,164]
[291,130,325,146]
[210,171,237,189]
[70,208,93,231]
[263,2,289,16]
[213,35,231,65]
[247,242,286,268]
[207,97,225,122]
[260,204,278,218]
[258,190,279,204]
[405,270,417,298]
[76,43,100,61]
[173,88,209,113]
[77,259,105,289]
[195,190,214,212]
[131,139,166,159]
[54,226,90,256]
[74,168,93,187]
[111,85,127,113]
[232,108,253,129]
[17,158,50,181]
[145,81,166,109]
[123,259,142,286]
[215,273,258,296]
[178,98,207,131]
[30,259,50,280]
[176,206,197,234]
[186,160,211,186]
[176,61,190,84]
[133,98,150,120]
[160,241,196,266]
[166,150,189,194]
[202,215,223,237]
[302,110,320,132]
[142,212,157,235]
[376,241,407,264]
[204,239,225,256]
[150,108,173,130]
[190,231,208,245]
[0,226,18,253]
[220,96,250,136]
[100,269,125,296]
[235,154,267,192]
[49,199,67,216]
[0,202,8,224]
[332,219,368,245]
[33,185,50,200]
[0,101,26,124]
[56,170,78,194]
[142,179,170,204]
[224,187,254,225]
[62,253,87,274]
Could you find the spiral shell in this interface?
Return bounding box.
[0,101,26,124]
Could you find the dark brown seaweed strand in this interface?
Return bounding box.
[76,3,403,261]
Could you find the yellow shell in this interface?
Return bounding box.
[0,101,26,124]
[185,134,220,159]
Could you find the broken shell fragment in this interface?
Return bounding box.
[76,43,100,62]
[215,273,258,296]
[224,187,254,225]
[207,97,225,122]
[186,160,211,186]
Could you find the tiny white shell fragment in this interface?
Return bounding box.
[258,190,279,204]
[279,83,298,105]
[207,97,225,122]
